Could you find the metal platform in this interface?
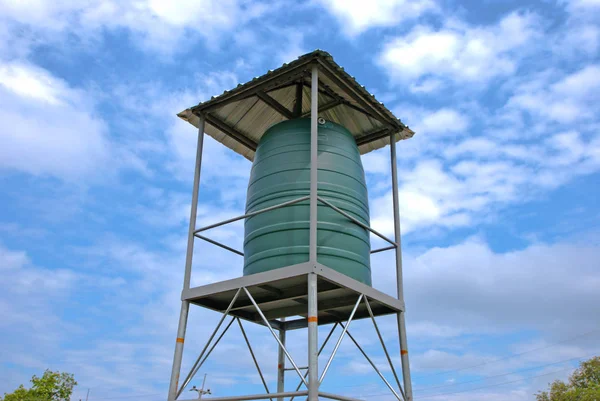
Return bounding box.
[183,263,404,331]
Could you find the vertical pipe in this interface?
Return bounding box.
[390,131,413,400]
[307,273,319,401]
[309,65,319,264]
[277,319,286,401]
[168,115,205,401]
[308,64,319,401]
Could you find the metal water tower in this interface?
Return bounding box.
[168,50,415,401]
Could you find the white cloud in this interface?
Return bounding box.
[508,64,600,124]
[418,108,470,136]
[0,0,273,53]
[317,0,438,35]
[378,12,540,85]
[0,245,28,270]
[0,61,114,180]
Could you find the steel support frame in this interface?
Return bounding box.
[168,64,414,401]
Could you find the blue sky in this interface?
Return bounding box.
[0,0,599,400]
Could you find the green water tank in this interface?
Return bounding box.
[243,118,372,285]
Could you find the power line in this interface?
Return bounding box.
[415,328,599,380]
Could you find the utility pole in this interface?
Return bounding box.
[190,374,211,399]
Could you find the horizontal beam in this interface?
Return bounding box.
[262,294,367,320]
[195,196,309,234]
[185,391,309,401]
[230,286,342,313]
[316,60,399,129]
[319,391,365,401]
[193,63,311,114]
[301,99,342,117]
[205,114,257,151]
[195,234,244,256]
[257,91,293,119]
[371,244,397,254]
[182,263,313,301]
[317,196,396,246]
[356,127,393,147]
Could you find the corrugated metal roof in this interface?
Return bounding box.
[177,50,415,161]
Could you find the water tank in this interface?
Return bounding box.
[243,118,372,285]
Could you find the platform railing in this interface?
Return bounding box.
[191,194,398,258]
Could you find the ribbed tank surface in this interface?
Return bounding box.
[243,118,372,285]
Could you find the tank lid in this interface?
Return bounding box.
[177,50,415,162]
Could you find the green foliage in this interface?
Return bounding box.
[536,356,600,400]
[1,370,77,401]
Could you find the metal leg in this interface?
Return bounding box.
[237,319,274,401]
[307,274,319,401]
[243,287,308,387]
[340,323,403,401]
[389,132,413,400]
[289,323,338,401]
[308,63,320,401]
[177,288,242,398]
[309,65,318,264]
[364,297,405,400]
[169,115,206,401]
[277,319,286,401]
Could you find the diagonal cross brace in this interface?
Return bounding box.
[243,287,308,387]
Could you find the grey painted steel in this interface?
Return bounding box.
[178,289,242,398]
[182,263,314,301]
[289,323,339,401]
[243,287,308,387]
[364,297,405,400]
[205,113,258,151]
[169,301,190,400]
[307,273,319,400]
[317,196,396,246]
[184,391,309,401]
[195,234,244,256]
[277,319,286,401]
[183,264,404,317]
[169,116,206,401]
[257,91,293,119]
[315,59,396,129]
[341,324,403,401]
[309,65,318,264]
[194,196,310,234]
[371,245,397,254]
[316,264,405,312]
[308,65,319,401]
[190,317,236,383]
[390,132,413,400]
[319,295,363,384]
[237,319,273,401]
[318,393,364,401]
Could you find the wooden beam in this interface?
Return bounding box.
[256,91,294,119]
